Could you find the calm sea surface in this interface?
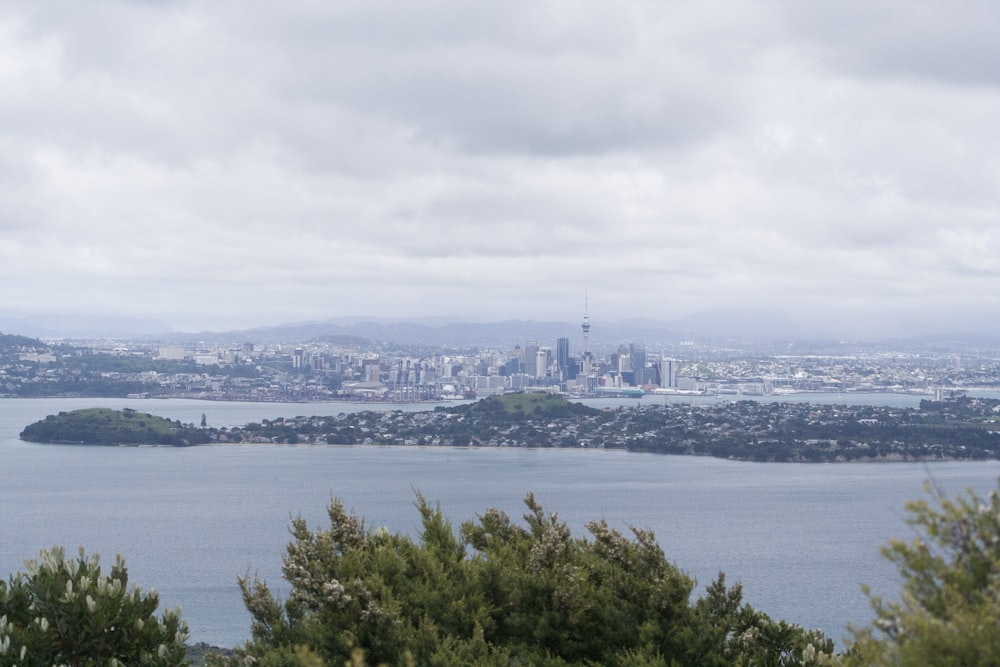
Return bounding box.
[2,396,1000,648]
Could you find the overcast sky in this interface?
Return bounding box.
[2,1,999,337]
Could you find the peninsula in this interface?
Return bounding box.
[20,394,1000,461]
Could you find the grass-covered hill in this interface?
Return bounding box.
[439,392,601,422]
[19,407,211,446]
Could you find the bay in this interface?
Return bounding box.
[2,396,999,649]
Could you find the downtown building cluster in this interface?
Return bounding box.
[148,311,680,401]
[4,322,998,402]
[177,339,679,402]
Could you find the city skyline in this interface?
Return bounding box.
[3,2,1000,338]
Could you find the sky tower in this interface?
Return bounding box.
[581,294,592,376]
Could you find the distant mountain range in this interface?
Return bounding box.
[3,311,999,352]
[0,314,174,340]
[161,319,666,351]
[0,311,777,349]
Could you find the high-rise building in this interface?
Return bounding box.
[630,342,646,387]
[581,297,592,377]
[659,358,676,388]
[615,345,631,375]
[524,341,539,377]
[536,348,548,379]
[556,337,570,379]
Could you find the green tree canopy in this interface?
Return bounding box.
[218,493,834,667]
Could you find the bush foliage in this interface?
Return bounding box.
[0,546,188,667]
[214,494,834,666]
[846,481,1000,666]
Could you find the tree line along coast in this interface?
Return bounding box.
[19,393,1000,462]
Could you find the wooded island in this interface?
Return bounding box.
[19,407,212,446]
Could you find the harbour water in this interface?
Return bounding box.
[2,396,999,648]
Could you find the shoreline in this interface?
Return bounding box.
[18,436,987,464]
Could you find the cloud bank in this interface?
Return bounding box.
[2,0,999,337]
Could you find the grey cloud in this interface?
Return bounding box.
[777,1,1000,85]
[236,2,738,156]
[1,0,999,335]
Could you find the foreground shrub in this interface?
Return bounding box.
[0,546,188,667]
[847,480,1000,666]
[216,493,834,666]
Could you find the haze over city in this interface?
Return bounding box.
[2,1,1000,339]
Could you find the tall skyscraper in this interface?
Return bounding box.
[524,340,539,377]
[630,342,646,387]
[556,337,570,379]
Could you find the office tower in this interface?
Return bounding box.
[615,345,630,374]
[524,341,539,377]
[659,359,676,388]
[536,348,548,379]
[630,342,646,386]
[556,337,570,378]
